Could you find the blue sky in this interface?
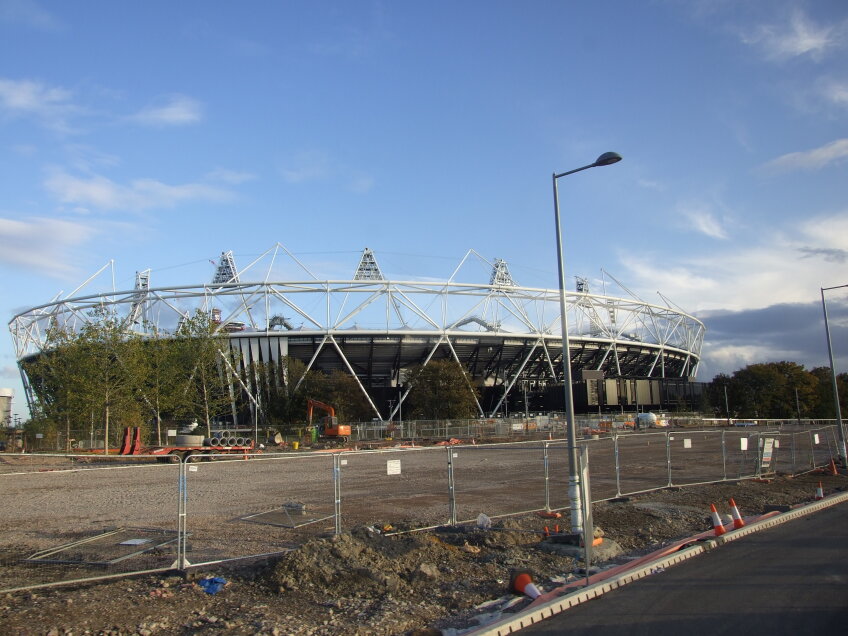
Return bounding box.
[2,0,847,419]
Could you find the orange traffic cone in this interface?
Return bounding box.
[728,498,745,529]
[710,503,726,536]
[828,459,838,476]
[510,570,541,599]
[815,482,824,500]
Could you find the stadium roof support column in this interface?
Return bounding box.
[488,339,542,417]
[443,336,485,417]
[327,335,383,420]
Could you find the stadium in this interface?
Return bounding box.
[9,246,706,422]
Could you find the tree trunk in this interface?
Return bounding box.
[104,403,110,455]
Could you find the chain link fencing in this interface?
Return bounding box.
[0,424,840,593]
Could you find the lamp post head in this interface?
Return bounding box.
[594,152,622,167]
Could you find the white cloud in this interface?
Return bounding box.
[822,80,848,107]
[130,95,202,127]
[701,343,802,373]
[44,170,235,211]
[12,144,37,157]
[205,168,257,185]
[280,151,374,193]
[680,203,728,239]
[762,138,848,173]
[620,210,848,314]
[0,77,78,132]
[741,9,840,62]
[637,178,665,191]
[0,0,63,31]
[280,151,330,183]
[0,216,95,277]
[348,174,375,194]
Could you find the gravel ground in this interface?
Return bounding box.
[1,469,844,636]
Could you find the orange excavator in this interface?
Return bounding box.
[306,399,352,441]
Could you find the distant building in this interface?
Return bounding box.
[0,388,12,426]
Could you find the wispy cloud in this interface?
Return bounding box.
[205,168,257,185]
[129,95,202,127]
[0,77,79,132]
[280,151,330,184]
[741,9,841,62]
[0,0,63,31]
[44,170,235,212]
[680,203,728,239]
[0,216,95,277]
[620,210,848,315]
[762,138,848,173]
[637,178,666,192]
[821,79,848,107]
[280,151,374,193]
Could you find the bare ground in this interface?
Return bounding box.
[1,471,845,636]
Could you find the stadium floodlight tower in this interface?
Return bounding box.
[552,151,622,536]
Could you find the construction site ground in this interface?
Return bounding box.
[2,468,844,636]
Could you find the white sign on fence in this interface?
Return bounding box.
[740,438,748,451]
[814,434,820,444]
[683,438,692,449]
[167,429,177,437]
[761,438,775,471]
[386,459,401,475]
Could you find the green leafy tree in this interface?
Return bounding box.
[253,357,322,433]
[75,308,146,452]
[809,367,848,418]
[710,361,821,420]
[173,310,235,435]
[138,324,187,445]
[23,323,87,450]
[404,359,479,420]
[312,370,373,423]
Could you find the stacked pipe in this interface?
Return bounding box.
[205,432,252,447]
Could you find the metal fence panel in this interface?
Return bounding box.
[668,430,726,485]
[451,443,549,523]
[337,447,450,531]
[181,452,336,567]
[0,454,180,593]
[615,432,671,495]
[720,430,761,478]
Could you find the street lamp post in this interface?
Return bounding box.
[553,151,622,535]
[821,284,848,465]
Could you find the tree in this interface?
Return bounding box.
[312,370,373,423]
[173,310,236,435]
[250,357,319,433]
[809,367,848,419]
[404,359,479,420]
[137,324,187,445]
[74,308,146,452]
[709,361,822,420]
[23,323,86,450]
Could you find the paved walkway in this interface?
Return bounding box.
[515,500,848,635]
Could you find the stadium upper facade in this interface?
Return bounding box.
[9,246,705,420]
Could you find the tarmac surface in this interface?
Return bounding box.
[513,498,848,635]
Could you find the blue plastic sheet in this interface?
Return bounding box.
[198,576,227,594]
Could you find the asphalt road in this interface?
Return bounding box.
[517,501,848,635]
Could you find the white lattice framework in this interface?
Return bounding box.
[8,245,705,419]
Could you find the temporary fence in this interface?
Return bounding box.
[0,424,840,593]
